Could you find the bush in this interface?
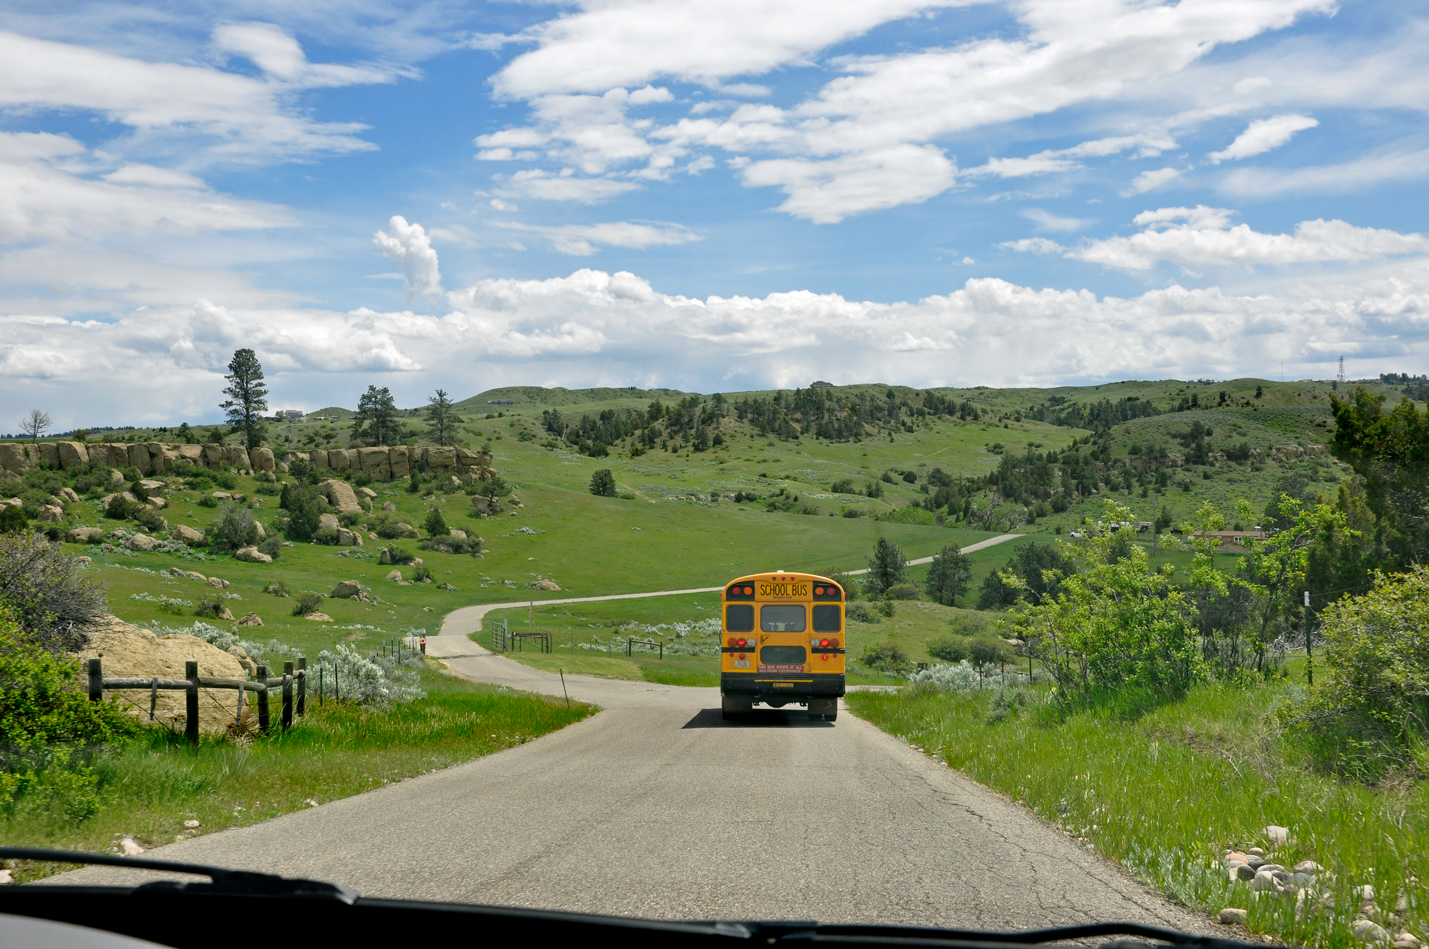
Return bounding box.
[263,580,291,597]
[423,507,448,538]
[386,546,415,565]
[313,527,340,545]
[967,637,1010,665]
[885,582,920,601]
[831,478,857,494]
[193,595,227,618]
[257,535,281,560]
[413,563,433,583]
[132,506,166,534]
[589,469,616,497]
[213,471,238,490]
[312,643,424,707]
[292,593,323,616]
[208,503,258,552]
[197,494,218,508]
[0,603,137,820]
[0,506,27,535]
[278,482,323,542]
[1287,566,1429,780]
[845,601,880,624]
[978,542,1075,610]
[0,533,107,652]
[337,511,363,528]
[927,636,968,663]
[859,641,912,674]
[104,495,137,520]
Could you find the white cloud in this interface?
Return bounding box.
[1218,148,1429,197]
[1070,207,1429,270]
[1020,209,1093,232]
[1121,167,1182,196]
[493,0,962,98]
[9,260,1429,428]
[373,216,443,305]
[966,131,1178,178]
[490,199,519,212]
[499,170,643,203]
[0,28,408,165]
[1001,238,1065,254]
[491,221,702,256]
[738,144,956,223]
[1208,113,1318,163]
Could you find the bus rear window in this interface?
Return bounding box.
[725,604,755,632]
[760,645,806,665]
[812,604,841,632]
[760,605,806,632]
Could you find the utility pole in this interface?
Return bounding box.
[1303,589,1313,687]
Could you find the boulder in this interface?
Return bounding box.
[319,479,363,514]
[212,491,232,501]
[234,546,272,564]
[146,496,167,510]
[56,441,89,469]
[1354,921,1390,944]
[385,569,402,581]
[223,446,251,470]
[319,513,339,531]
[139,479,165,493]
[126,443,153,474]
[126,533,159,552]
[235,612,263,627]
[38,442,59,468]
[382,501,396,512]
[206,576,230,589]
[1218,909,1247,925]
[327,449,349,472]
[303,612,334,622]
[357,448,390,479]
[109,468,126,487]
[388,447,411,479]
[393,522,420,538]
[0,443,31,475]
[76,615,254,735]
[331,580,369,601]
[226,645,258,677]
[250,447,275,472]
[68,526,105,544]
[425,446,455,469]
[59,486,81,503]
[336,528,363,547]
[357,486,377,500]
[214,606,235,621]
[37,504,64,522]
[379,548,392,565]
[170,524,206,546]
[1263,825,1290,847]
[533,578,561,591]
[253,521,266,542]
[449,529,467,541]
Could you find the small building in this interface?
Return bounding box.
[809,380,835,388]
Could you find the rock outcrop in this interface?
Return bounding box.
[75,616,255,735]
[319,479,363,514]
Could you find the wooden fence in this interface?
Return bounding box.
[86,657,306,744]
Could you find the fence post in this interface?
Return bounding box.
[296,657,306,716]
[282,661,294,730]
[184,660,200,745]
[256,664,271,733]
[87,657,103,701]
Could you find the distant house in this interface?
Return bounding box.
[809,380,834,388]
[1200,530,1267,550]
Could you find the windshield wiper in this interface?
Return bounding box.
[0,847,357,904]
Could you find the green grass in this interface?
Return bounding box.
[847,669,1428,949]
[2,663,591,881]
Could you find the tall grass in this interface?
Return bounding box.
[2,665,590,880]
[848,679,1427,949]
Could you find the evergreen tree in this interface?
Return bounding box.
[924,546,973,606]
[423,507,449,537]
[589,469,616,497]
[220,349,268,451]
[864,538,908,598]
[425,388,457,446]
[351,385,400,446]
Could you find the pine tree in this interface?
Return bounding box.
[351,386,400,446]
[425,388,457,446]
[220,349,268,451]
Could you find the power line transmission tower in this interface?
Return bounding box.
[1337,356,1345,385]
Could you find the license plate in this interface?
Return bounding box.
[732,659,749,668]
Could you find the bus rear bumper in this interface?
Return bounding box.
[721,673,845,702]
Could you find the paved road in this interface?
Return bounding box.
[434,533,1025,652]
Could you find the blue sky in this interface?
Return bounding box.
[1,0,1427,426]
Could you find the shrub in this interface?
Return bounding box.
[208,503,258,552]
[212,471,238,490]
[842,508,864,518]
[193,595,227,618]
[288,456,316,484]
[927,636,968,663]
[413,563,433,583]
[423,507,448,538]
[0,533,107,652]
[859,641,911,674]
[823,571,857,600]
[312,644,424,707]
[104,495,137,520]
[278,482,323,542]
[1286,566,1429,780]
[0,506,26,535]
[0,603,137,820]
[386,546,415,565]
[978,542,1075,610]
[257,535,281,560]
[313,528,340,546]
[845,601,879,623]
[197,494,218,508]
[132,506,166,534]
[885,582,920,601]
[831,478,857,494]
[589,469,616,497]
[292,593,323,616]
[263,580,291,597]
[372,515,404,539]
[967,636,1010,665]
[337,511,363,528]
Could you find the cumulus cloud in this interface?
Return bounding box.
[1121,167,1182,196]
[8,260,1429,428]
[373,216,443,305]
[738,144,957,223]
[492,221,702,256]
[1069,206,1429,270]
[1208,113,1318,163]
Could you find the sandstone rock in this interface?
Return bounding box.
[303,612,334,622]
[1394,933,1422,949]
[1218,908,1247,925]
[226,646,258,677]
[212,491,232,501]
[336,527,363,547]
[250,446,275,472]
[206,577,230,589]
[56,441,89,469]
[449,529,467,541]
[235,612,263,627]
[253,520,266,542]
[534,579,561,591]
[77,615,254,734]
[120,836,144,855]
[393,521,419,538]
[378,548,392,565]
[0,442,31,475]
[319,512,340,531]
[327,449,348,472]
[386,569,402,581]
[388,447,411,479]
[183,820,201,830]
[1263,825,1290,847]
[234,546,272,564]
[139,479,164,493]
[1354,920,1390,944]
[127,533,159,552]
[331,580,368,600]
[68,526,105,544]
[38,503,64,522]
[382,500,396,512]
[412,558,423,566]
[59,486,81,503]
[146,497,167,510]
[171,524,206,546]
[214,606,235,621]
[1294,860,1322,875]
[426,446,455,469]
[319,479,362,513]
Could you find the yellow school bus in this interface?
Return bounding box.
[720,571,845,721]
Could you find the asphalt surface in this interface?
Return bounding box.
[54,653,1210,933]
